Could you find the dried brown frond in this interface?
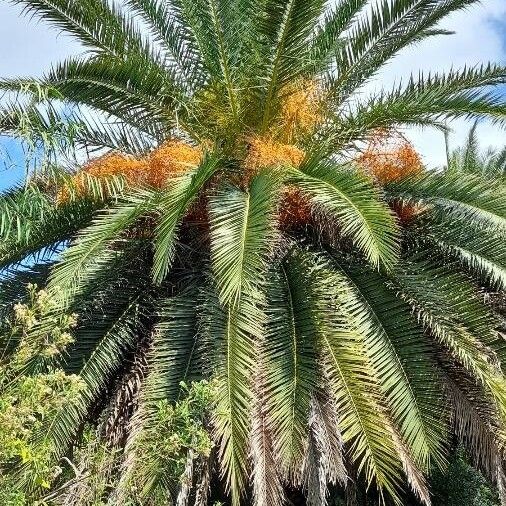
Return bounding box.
[391,200,427,224]
[443,371,505,478]
[103,350,147,448]
[251,365,284,506]
[185,192,209,225]
[389,426,431,506]
[303,395,347,506]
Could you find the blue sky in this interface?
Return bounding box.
[0,0,506,192]
[0,137,26,187]
[0,1,80,191]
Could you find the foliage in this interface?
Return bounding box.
[0,1,505,505]
[446,122,506,180]
[7,283,78,363]
[431,447,500,506]
[0,285,84,504]
[126,380,216,503]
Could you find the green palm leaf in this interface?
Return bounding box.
[333,262,446,470]
[435,231,506,290]
[263,252,319,478]
[152,154,221,284]
[148,287,204,402]
[44,56,185,131]
[259,0,326,127]
[387,171,506,232]
[394,257,506,419]
[332,65,506,146]
[124,0,205,86]
[0,184,109,271]
[201,287,261,506]
[209,171,280,306]
[309,0,367,74]
[292,159,400,270]
[0,100,154,154]
[314,267,404,502]
[48,188,158,303]
[11,0,148,57]
[331,0,480,101]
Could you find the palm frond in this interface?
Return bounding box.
[149,286,204,401]
[394,256,506,419]
[0,99,155,154]
[45,56,186,131]
[259,0,326,128]
[201,286,261,506]
[205,0,242,117]
[315,268,404,502]
[124,0,206,86]
[209,171,280,307]
[68,117,156,155]
[0,184,106,271]
[0,101,86,160]
[387,170,506,232]
[462,121,481,170]
[160,0,224,79]
[333,262,446,471]
[309,0,367,74]
[443,371,505,481]
[250,363,285,506]
[11,0,149,57]
[152,154,221,284]
[331,65,506,145]
[0,184,53,243]
[389,425,431,506]
[412,256,504,356]
[431,226,506,290]
[302,394,347,506]
[48,188,158,304]
[330,0,480,101]
[263,253,320,479]
[292,159,400,270]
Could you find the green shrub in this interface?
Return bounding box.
[431,447,500,506]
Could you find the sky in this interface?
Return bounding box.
[0,0,505,190]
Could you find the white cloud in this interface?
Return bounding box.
[0,1,505,168]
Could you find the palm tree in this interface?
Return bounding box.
[0,1,506,505]
[446,122,506,179]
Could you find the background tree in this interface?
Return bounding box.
[446,122,506,180]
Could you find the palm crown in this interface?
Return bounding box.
[446,122,506,180]
[1,0,506,505]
